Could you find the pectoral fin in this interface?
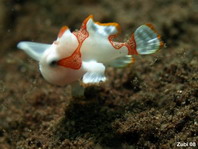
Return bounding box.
[82,61,106,85]
[17,41,51,61]
[82,72,106,85]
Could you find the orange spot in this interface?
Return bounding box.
[125,34,138,55]
[83,15,94,24]
[131,57,135,63]
[57,17,90,70]
[57,50,82,70]
[145,24,158,34]
[58,26,68,38]
[127,57,136,67]
[108,35,125,49]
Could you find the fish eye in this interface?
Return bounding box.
[49,60,57,67]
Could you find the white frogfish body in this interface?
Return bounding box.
[17,15,163,96]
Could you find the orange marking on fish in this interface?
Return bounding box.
[125,34,138,55]
[57,16,90,69]
[58,26,68,38]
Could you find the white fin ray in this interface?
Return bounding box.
[86,17,120,37]
[83,72,106,84]
[17,41,51,61]
[108,55,134,68]
[82,61,106,85]
[134,24,161,54]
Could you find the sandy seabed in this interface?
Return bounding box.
[0,0,197,148]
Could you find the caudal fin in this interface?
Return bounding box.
[133,24,164,55]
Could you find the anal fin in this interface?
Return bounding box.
[108,55,135,68]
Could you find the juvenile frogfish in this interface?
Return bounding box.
[17,15,163,96]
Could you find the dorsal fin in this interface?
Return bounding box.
[84,15,121,37]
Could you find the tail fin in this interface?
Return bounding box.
[133,24,164,55]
